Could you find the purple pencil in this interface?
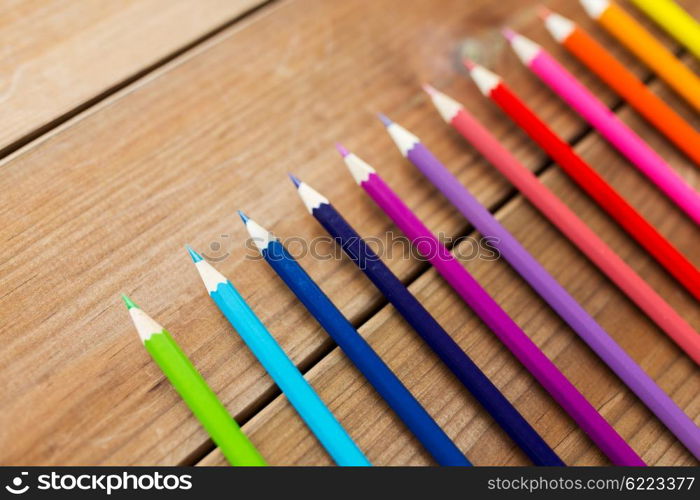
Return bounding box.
[338,145,645,466]
[380,113,700,460]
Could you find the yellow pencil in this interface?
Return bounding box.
[580,0,700,113]
[630,0,700,61]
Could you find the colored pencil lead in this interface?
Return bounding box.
[377,113,392,127]
[185,244,203,263]
[288,173,302,188]
[335,143,350,157]
[121,293,138,310]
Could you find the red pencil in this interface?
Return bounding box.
[464,61,700,301]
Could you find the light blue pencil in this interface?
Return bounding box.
[186,245,370,466]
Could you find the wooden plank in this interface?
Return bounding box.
[0,0,266,153]
[199,87,700,465]
[0,0,683,466]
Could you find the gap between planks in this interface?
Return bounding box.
[0,0,280,161]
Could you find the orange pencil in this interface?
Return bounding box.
[580,0,700,113]
[542,9,700,166]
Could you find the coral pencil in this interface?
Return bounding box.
[240,212,470,466]
[504,29,700,224]
[465,61,700,301]
[339,149,645,466]
[122,295,266,466]
[580,0,700,113]
[292,174,564,466]
[542,10,700,167]
[186,246,370,466]
[424,85,700,456]
[630,0,700,60]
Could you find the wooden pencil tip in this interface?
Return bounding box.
[463,58,476,71]
[288,173,302,188]
[237,210,250,224]
[185,245,203,263]
[537,5,551,19]
[501,27,516,42]
[121,294,139,310]
[377,113,392,127]
[335,143,350,157]
[422,83,437,96]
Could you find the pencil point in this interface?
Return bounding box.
[335,143,349,157]
[289,173,302,188]
[463,58,476,71]
[501,27,516,42]
[185,244,203,263]
[238,210,249,224]
[580,0,609,19]
[537,5,551,20]
[121,294,139,310]
[377,113,392,127]
[422,83,437,96]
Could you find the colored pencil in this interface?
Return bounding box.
[541,9,700,167]
[240,212,471,466]
[504,28,700,224]
[580,0,700,113]
[425,83,700,365]
[421,88,700,458]
[465,61,700,302]
[339,149,645,466]
[122,295,266,466]
[630,0,700,61]
[186,246,370,466]
[291,174,564,466]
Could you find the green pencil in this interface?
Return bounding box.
[122,295,266,466]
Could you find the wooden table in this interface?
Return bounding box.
[0,0,698,466]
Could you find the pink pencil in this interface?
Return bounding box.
[424,84,700,365]
[503,28,700,225]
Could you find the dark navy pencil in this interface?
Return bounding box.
[240,211,471,466]
[290,174,564,466]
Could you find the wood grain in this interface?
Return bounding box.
[0,0,697,466]
[0,0,266,152]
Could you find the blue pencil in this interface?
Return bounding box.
[290,175,565,466]
[240,211,471,466]
[186,245,370,466]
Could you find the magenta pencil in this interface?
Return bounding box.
[337,146,645,466]
[503,29,700,225]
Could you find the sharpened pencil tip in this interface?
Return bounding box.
[335,143,349,157]
[185,244,203,263]
[237,210,249,224]
[463,58,476,71]
[121,294,139,310]
[501,27,516,41]
[377,113,392,127]
[288,173,302,188]
[422,83,437,95]
[537,5,551,19]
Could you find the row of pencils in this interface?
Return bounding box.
[124,0,700,466]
